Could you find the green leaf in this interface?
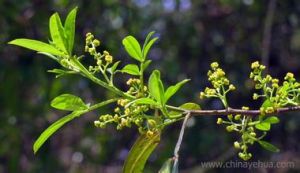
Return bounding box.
[264,116,280,124]
[258,140,280,152]
[142,31,158,59]
[108,61,121,74]
[159,158,174,173]
[8,39,64,56]
[33,99,117,154]
[255,121,271,131]
[127,98,158,107]
[51,94,88,111]
[143,37,158,59]
[49,13,68,54]
[122,36,143,62]
[33,110,84,154]
[121,64,140,76]
[180,102,201,110]
[64,7,78,55]
[142,60,152,70]
[169,102,200,118]
[164,79,190,103]
[123,131,160,173]
[148,70,165,104]
[142,31,155,51]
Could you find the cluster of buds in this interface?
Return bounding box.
[126,78,148,97]
[216,106,258,160]
[85,32,114,75]
[199,62,235,107]
[250,61,300,111]
[94,97,156,133]
[207,62,232,89]
[85,32,100,56]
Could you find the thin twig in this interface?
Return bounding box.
[188,106,300,116]
[173,112,191,171]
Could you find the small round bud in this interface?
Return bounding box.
[234,141,240,149]
[94,120,101,127]
[210,62,219,69]
[226,125,235,132]
[103,50,109,55]
[234,114,241,121]
[227,114,233,121]
[92,39,100,46]
[216,118,223,124]
[251,61,260,69]
[253,93,259,100]
[238,152,245,159]
[105,55,113,63]
[250,132,256,137]
[229,84,236,90]
[199,92,206,99]
[285,72,294,80]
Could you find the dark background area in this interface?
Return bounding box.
[0,0,299,172]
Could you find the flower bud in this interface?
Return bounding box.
[92,39,100,46]
[216,118,223,124]
[234,141,240,149]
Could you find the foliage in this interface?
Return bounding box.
[7,6,300,172]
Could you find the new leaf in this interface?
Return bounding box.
[123,131,160,173]
[121,64,140,76]
[148,70,165,104]
[49,13,68,54]
[122,36,143,62]
[142,31,158,59]
[8,39,64,56]
[164,79,190,103]
[51,94,88,111]
[64,7,78,55]
[258,140,280,152]
[33,111,84,154]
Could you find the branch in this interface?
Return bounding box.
[167,106,300,116]
[172,112,191,171]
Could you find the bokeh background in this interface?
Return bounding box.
[1,0,300,172]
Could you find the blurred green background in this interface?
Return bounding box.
[1,0,300,172]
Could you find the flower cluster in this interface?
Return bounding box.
[94,77,159,137]
[199,62,235,107]
[250,61,300,114]
[216,106,260,160]
[94,97,160,137]
[199,62,300,160]
[126,78,148,97]
[85,33,115,83]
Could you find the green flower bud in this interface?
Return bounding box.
[227,114,233,121]
[226,125,235,132]
[216,118,223,124]
[251,61,260,69]
[253,93,259,100]
[250,132,256,137]
[234,114,241,121]
[210,62,219,69]
[234,141,240,149]
[92,39,100,46]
